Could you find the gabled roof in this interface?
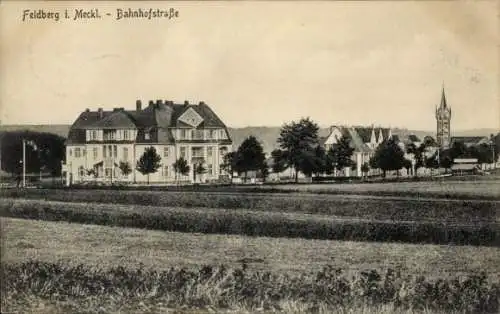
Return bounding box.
[353,127,373,143]
[87,110,137,129]
[67,100,230,144]
[451,136,489,145]
[347,128,372,153]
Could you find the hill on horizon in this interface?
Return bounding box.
[1,124,498,155]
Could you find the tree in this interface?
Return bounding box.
[270,149,288,175]
[296,145,326,178]
[235,136,266,183]
[370,139,405,178]
[326,135,355,176]
[403,159,413,176]
[361,162,370,178]
[136,146,162,184]
[259,163,270,183]
[406,143,427,177]
[277,118,320,182]
[118,161,132,180]
[173,157,190,184]
[0,131,65,178]
[193,159,206,183]
[85,168,99,182]
[449,141,468,160]
[220,151,237,183]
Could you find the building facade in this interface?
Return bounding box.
[322,125,393,177]
[435,87,452,149]
[62,99,232,185]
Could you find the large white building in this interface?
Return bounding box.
[62,99,232,185]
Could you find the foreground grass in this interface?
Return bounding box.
[3,259,499,314]
[4,218,500,279]
[1,198,498,246]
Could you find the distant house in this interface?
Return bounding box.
[451,158,481,175]
[322,125,392,177]
[451,136,490,148]
[62,99,233,185]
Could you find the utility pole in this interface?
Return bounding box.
[22,139,26,187]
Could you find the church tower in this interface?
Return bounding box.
[435,85,452,149]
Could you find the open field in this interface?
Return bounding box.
[1,198,498,246]
[4,218,500,278]
[3,184,499,313]
[258,180,500,199]
[1,188,499,222]
[3,218,500,313]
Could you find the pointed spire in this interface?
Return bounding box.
[440,82,447,109]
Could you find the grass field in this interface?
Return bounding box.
[1,198,498,245]
[3,181,500,313]
[3,218,500,313]
[4,218,500,278]
[2,188,499,222]
[259,180,500,199]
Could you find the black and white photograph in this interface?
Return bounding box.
[1,0,499,313]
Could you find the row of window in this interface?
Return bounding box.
[70,146,225,161]
[177,129,227,140]
[87,130,135,141]
[86,129,226,142]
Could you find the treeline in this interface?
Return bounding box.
[0,130,65,177]
[221,118,499,182]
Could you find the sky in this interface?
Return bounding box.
[1,1,499,131]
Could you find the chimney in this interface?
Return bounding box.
[184,100,189,106]
[199,101,205,105]
[98,108,103,119]
[136,100,142,111]
[148,100,154,107]
[85,108,90,112]
[156,99,162,108]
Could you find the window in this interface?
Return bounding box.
[180,147,187,159]
[74,148,81,158]
[211,130,217,139]
[78,166,85,178]
[103,145,107,158]
[83,149,87,157]
[182,129,189,139]
[113,145,117,158]
[219,130,226,139]
[207,164,213,175]
[69,149,72,157]
[93,147,98,159]
[207,147,213,159]
[105,168,112,177]
[163,147,169,158]
[123,147,129,160]
[124,130,129,140]
[163,165,169,177]
[93,130,97,140]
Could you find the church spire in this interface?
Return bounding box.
[440,82,447,109]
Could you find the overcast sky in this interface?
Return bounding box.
[1,1,498,131]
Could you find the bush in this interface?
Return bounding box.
[0,188,497,223]
[0,199,498,246]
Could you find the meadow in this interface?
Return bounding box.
[3,218,500,313]
[1,198,498,246]
[2,182,500,313]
